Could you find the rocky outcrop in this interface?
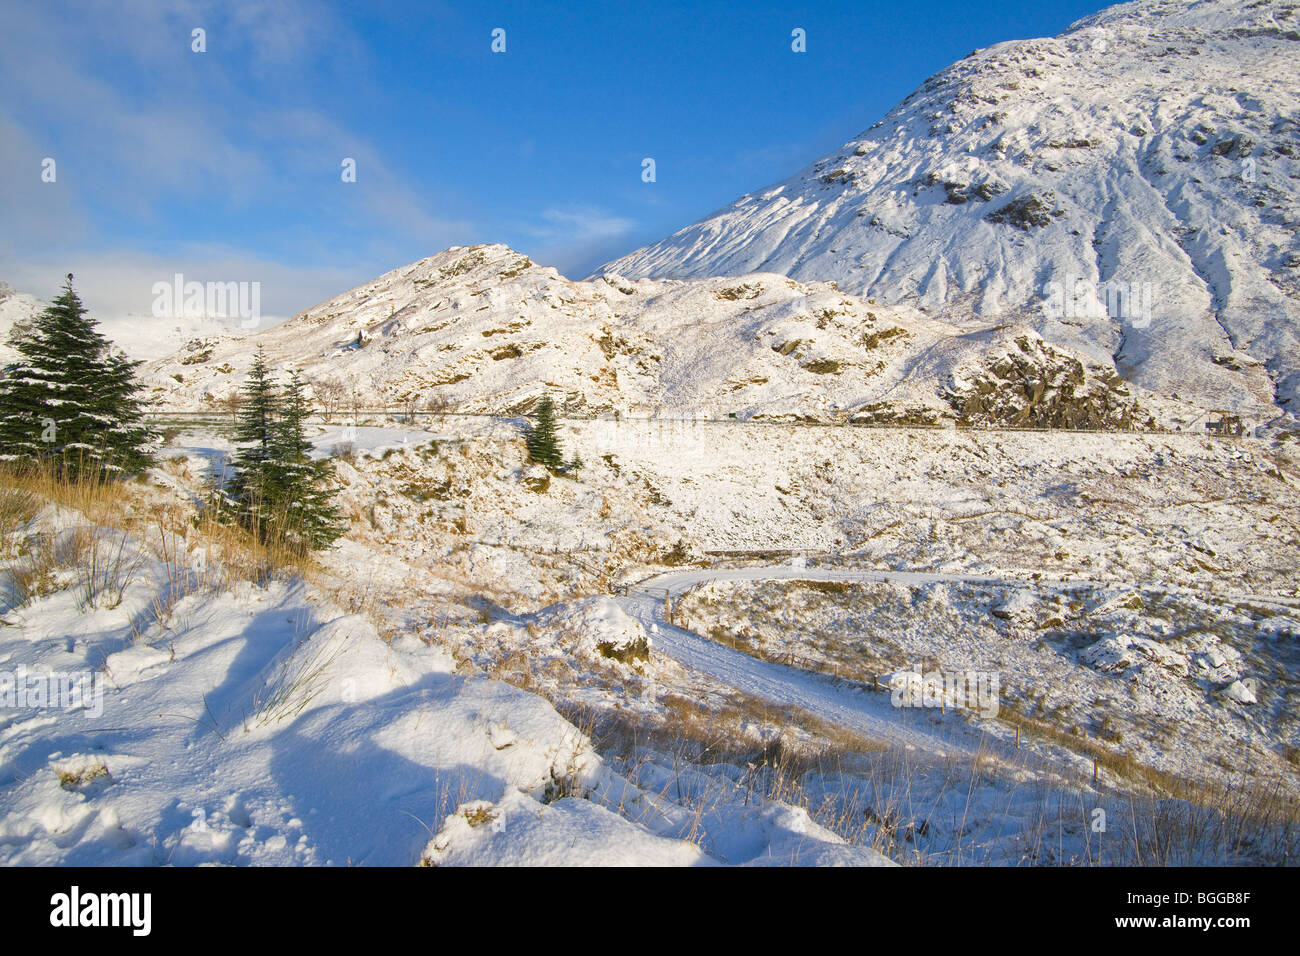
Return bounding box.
[945,336,1155,430]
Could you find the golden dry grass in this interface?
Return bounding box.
[0,461,317,626]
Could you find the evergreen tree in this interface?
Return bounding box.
[0,274,153,477]
[225,347,279,524]
[267,369,344,550]
[232,348,277,467]
[526,394,563,470]
[220,357,343,551]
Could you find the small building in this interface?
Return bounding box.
[1205,411,1249,437]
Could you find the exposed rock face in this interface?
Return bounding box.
[849,403,942,427]
[1080,634,1188,677]
[983,192,1062,230]
[1220,679,1258,705]
[944,335,1154,429]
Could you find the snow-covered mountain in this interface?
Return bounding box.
[0,282,44,367]
[0,281,251,363]
[94,313,252,363]
[146,243,1195,430]
[597,0,1300,422]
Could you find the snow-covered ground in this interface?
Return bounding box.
[5,412,1297,864]
[0,474,892,866]
[120,415,1300,861]
[661,568,1298,794]
[0,282,44,368]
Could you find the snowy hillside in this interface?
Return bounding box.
[0,484,896,866]
[597,0,1300,422]
[94,313,252,363]
[0,281,250,363]
[0,282,43,367]
[145,243,1196,430]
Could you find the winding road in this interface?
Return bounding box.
[612,563,1299,767]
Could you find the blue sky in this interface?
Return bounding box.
[0,0,1109,321]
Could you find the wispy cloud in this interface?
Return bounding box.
[0,0,472,318]
[4,246,363,327]
[513,205,637,278]
[524,207,636,242]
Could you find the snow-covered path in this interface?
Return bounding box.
[614,563,1299,766]
[631,564,1300,611]
[618,588,963,756]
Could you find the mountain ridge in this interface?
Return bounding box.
[596,0,1300,422]
[142,242,1201,432]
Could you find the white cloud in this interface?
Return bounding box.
[508,205,638,278]
[4,247,368,328]
[0,1,474,289]
[525,206,636,242]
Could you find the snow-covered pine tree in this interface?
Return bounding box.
[0,274,152,477]
[219,356,343,551]
[267,369,344,551]
[526,394,564,470]
[224,347,280,527]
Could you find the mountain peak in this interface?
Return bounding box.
[596,0,1300,420]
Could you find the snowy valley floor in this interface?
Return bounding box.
[2,416,1298,865]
